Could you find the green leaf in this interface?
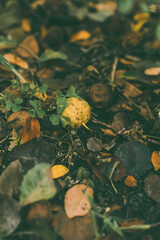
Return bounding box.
[60,116,71,128]
[12,104,21,112]
[49,114,60,125]
[22,83,30,92]
[38,84,48,93]
[6,99,14,109]
[28,109,36,118]
[14,97,23,105]
[56,96,68,115]
[118,0,134,14]
[20,163,57,205]
[37,108,45,118]
[40,51,68,62]
[156,24,160,41]
[66,85,78,98]
[56,89,63,98]
[29,100,38,109]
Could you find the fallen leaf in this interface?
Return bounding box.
[120,59,135,65]
[51,165,69,179]
[21,116,41,143]
[7,111,30,130]
[144,67,160,76]
[151,151,160,171]
[52,207,95,240]
[20,163,57,205]
[70,30,91,42]
[124,175,137,187]
[27,202,52,220]
[123,82,142,98]
[16,35,39,58]
[3,53,29,69]
[100,128,116,137]
[64,184,93,218]
[21,19,31,32]
[144,174,160,203]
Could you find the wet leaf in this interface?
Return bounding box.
[151,151,160,171]
[20,163,57,205]
[51,165,69,179]
[64,184,93,218]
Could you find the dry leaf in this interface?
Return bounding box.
[16,35,39,58]
[21,116,41,143]
[51,165,69,179]
[70,31,91,42]
[27,202,52,220]
[8,111,30,130]
[123,82,142,98]
[52,207,95,240]
[100,128,116,137]
[124,175,137,187]
[64,184,93,219]
[3,53,29,69]
[21,19,31,32]
[96,1,117,12]
[120,59,135,65]
[144,67,160,76]
[151,151,160,171]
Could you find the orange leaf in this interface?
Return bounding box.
[70,31,91,42]
[100,128,116,137]
[124,175,137,187]
[21,116,41,143]
[144,67,160,76]
[3,53,29,69]
[151,151,160,171]
[22,19,31,32]
[64,184,93,218]
[16,35,39,58]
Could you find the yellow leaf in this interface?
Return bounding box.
[133,13,150,21]
[144,67,160,76]
[151,151,160,171]
[51,165,69,179]
[70,30,91,42]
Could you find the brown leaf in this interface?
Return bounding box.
[52,207,95,240]
[64,184,93,219]
[16,35,39,58]
[151,151,160,171]
[123,82,142,98]
[21,19,31,32]
[7,111,30,130]
[27,202,52,220]
[3,53,29,69]
[124,175,138,187]
[21,116,41,143]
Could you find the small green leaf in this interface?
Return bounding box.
[56,89,63,98]
[12,104,21,112]
[29,100,38,109]
[22,83,30,92]
[66,85,78,98]
[38,84,48,93]
[28,109,36,117]
[40,50,68,62]
[60,115,71,128]
[56,97,68,115]
[14,97,23,105]
[37,108,45,118]
[20,163,57,205]
[118,0,134,14]
[49,114,60,125]
[6,99,14,109]
[156,24,160,41]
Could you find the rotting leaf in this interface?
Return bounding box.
[64,184,93,219]
[20,163,57,205]
[51,165,69,179]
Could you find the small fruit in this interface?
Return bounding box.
[61,97,91,128]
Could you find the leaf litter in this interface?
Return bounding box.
[0,0,160,239]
